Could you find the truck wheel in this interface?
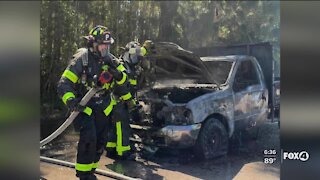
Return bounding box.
[194,118,228,160]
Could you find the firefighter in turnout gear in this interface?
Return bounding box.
[114,41,149,126]
[117,39,156,91]
[57,25,133,180]
[119,41,146,94]
[104,62,138,160]
[140,40,156,86]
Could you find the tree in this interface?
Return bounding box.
[40,0,280,115]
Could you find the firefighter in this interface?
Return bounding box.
[116,41,150,124]
[104,41,147,160]
[57,25,132,180]
[104,40,156,160]
[133,40,155,88]
[104,55,138,160]
[118,41,145,94]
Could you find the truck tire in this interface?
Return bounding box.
[194,118,228,160]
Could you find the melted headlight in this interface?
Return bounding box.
[183,109,194,124]
[168,107,193,125]
[157,105,194,125]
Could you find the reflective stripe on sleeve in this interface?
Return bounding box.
[116,72,127,85]
[129,79,137,85]
[120,92,132,101]
[83,107,92,116]
[62,92,75,104]
[116,64,126,72]
[62,69,79,83]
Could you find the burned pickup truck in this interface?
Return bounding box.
[131,42,273,159]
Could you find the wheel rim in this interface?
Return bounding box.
[206,129,221,153]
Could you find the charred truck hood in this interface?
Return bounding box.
[139,42,228,126]
[133,42,231,148]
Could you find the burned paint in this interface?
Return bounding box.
[132,44,269,149]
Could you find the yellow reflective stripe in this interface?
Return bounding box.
[141,47,147,56]
[92,162,99,169]
[83,107,92,116]
[89,29,94,35]
[129,79,137,85]
[120,146,131,153]
[110,81,115,88]
[93,30,98,35]
[103,82,111,90]
[116,122,122,155]
[103,98,117,116]
[106,142,116,148]
[62,92,75,104]
[120,92,132,101]
[116,73,127,85]
[116,121,131,156]
[102,65,109,70]
[75,163,92,172]
[117,64,126,72]
[62,69,79,83]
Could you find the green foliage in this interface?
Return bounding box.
[40,0,280,105]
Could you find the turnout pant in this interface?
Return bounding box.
[73,97,112,179]
[105,102,132,156]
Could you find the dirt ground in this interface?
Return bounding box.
[40,120,280,180]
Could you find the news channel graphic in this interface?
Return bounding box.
[263,149,310,164]
[281,150,309,162]
[263,149,277,164]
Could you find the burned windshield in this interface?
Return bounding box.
[154,57,204,80]
[203,61,233,84]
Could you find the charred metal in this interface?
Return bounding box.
[131,42,275,154]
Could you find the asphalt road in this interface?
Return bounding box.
[40,121,280,180]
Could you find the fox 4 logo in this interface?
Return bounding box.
[283,151,309,162]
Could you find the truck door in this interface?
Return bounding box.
[249,59,269,124]
[233,60,252,122]
[233,59,267,125]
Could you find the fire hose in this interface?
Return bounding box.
[40,156,139,180]
[40,88,139,180]
[40,55,139,179]
[40,58,117,147]
[40,87,99,147]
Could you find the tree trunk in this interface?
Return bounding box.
[158,1,178,41]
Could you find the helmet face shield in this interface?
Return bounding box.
[130,53,139,64]
[97,44,109,57]
[122,41,144,65]
[125,47,143,65]
[87,25,115,57]
[129,47,136,54]
[88,25,114,48]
